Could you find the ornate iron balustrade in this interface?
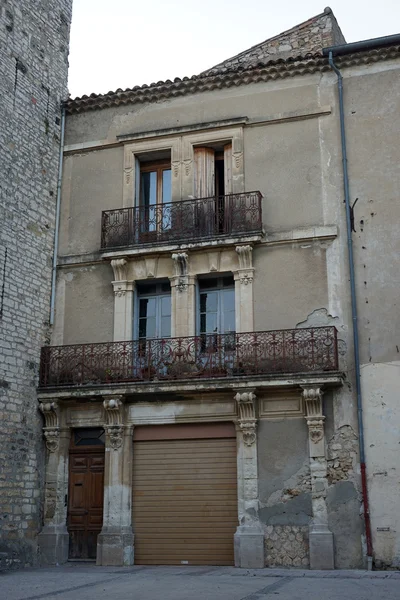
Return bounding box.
[101,191,262,249]
[39,327,338,388]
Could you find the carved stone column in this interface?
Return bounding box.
[234,245,254,333]
[96,396,134,566]
[234,391,264,568]
[170,252,196,337]
[111,258,135,341]
[38,402,70,565]
[302,385,334,570]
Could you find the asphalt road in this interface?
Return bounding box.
[1,564,400,600]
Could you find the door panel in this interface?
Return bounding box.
[68,452,105,559]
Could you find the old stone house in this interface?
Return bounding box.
[2,4,399,571]
[0,0,72,568]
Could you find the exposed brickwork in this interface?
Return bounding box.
[0,0,72,568]
[264,525,309,567]
[327,425,358,484]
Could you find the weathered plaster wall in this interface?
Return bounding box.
[244,119,325,231]
[61,264,114,345]
[0,0,72,568]
[59,147,124,256]
[253,244,329,331]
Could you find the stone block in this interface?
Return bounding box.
[96,530,134,566]
[38,527,69,565]
[234,526,264,568]
[309,525,334,569]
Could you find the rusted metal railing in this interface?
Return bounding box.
[39,327,338,388]
[101,191,262,249]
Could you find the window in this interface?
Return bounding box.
[136,281,171,342]
[198,276,235,335]
[193,145,232,236]
[139,160,172,239]
[198,276,236,355]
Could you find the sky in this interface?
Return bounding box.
[68,1,400,98]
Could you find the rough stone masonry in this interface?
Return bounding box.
[0,0,72,568]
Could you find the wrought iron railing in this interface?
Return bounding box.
[101,191,262,249]
[39,327,338,388]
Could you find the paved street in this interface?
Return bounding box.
[1,564,400,600]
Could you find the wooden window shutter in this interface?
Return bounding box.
[194,147,215,198]
[224,143,232,195]
[134,157,140,206]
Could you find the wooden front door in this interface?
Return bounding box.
[68,428,105,559]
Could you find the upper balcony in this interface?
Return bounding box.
[39,327,339,392]
[100,191,263,252]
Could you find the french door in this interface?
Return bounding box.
[139,161,171,241]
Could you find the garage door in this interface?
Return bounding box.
[132,422,238,566]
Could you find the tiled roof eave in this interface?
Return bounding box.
[65,46,400,115]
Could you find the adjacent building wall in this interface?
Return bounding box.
[0,0,72,568]
[342,63,400,568]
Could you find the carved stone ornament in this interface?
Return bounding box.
[111,258,128,282]
[39,402,60,453]
[114,286,126,297]
[103,396,124,450]
[236,245,253,270]
[307,421,325,444]
[239,272,254,285]
[171,252,189,277]
[44,428,60,453]
[176,279,188,293]
[302,386,325,444]
[235,391,257,446]
[105,425,123,450]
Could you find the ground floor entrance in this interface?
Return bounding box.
[67,428,105,559]
[132,422,238,565]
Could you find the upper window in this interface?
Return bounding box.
[139,160,172,237]
[193,144,232,199]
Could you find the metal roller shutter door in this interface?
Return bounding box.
[132,423,237,566]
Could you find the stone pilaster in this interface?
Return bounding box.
[170,252,196,337]
[302,385,334,570]
[111,258,135,342]
[38,402,70,565]
[96,396,134,566]
[234,391,264,568]
[234,245,254,333]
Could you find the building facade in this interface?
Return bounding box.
[34,9,400,570]
[0,0,72,568]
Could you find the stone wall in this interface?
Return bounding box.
[203,8,346,74]
[0,0,72,568]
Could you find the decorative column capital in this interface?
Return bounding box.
[111,258,128,281]
[103,396,125,450]
[235,391,257,446]
[39,402,60,453]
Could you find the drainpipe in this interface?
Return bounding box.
[50,106,66,325]
[323,47,377,567]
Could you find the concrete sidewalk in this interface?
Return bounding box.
[1,564,400,600]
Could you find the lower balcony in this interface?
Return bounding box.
[39,327,338,390]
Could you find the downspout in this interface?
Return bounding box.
[326,51,373,567]
[50,106,66,325]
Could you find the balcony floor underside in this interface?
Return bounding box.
[37,371,344,401]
